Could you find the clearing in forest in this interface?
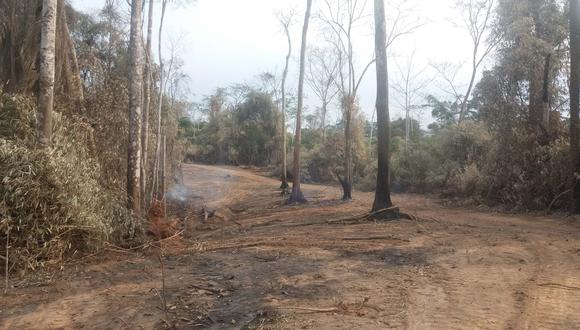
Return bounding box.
[2,164,580,329]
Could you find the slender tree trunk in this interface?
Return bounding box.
[570,0,580,213]
[405,90,410,149]
[280,20,292,190]
[38,0,57,145]
[58,0,84,105]
[372,0,395,213]
[459,54,478,123]
[321,102,327,143]
[142,0,154,208]
[342,95,354,200]
[161,133,166,205]
[127,0,144,214]
[152,0,167,203]
[289,0,312,204]
[541,54,551,132]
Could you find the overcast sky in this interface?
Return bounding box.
[71,0,484,127]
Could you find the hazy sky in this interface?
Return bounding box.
[71,0,483,127]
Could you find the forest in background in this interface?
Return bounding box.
[182,0,572,210]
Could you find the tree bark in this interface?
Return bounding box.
[342,95,354,200]
[142,0,154,208]
[59,0,83,105]
[127,0,144,214]
[372,0,395,212]
[280,17,292,190]
[570,0,580,213]
[38,0,57,145]
[541,54,551,132]
[289,0,312,204]
[321,101,327,143]
[152,0,167,202]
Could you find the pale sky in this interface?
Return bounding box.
[72,0,483,127]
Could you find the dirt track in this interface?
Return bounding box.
[3,164,580,329]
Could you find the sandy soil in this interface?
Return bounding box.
[2,164,580,329]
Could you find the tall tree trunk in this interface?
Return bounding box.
[142,0,154,208]
[289,0,312,204]
[151,0,167,203]
[372,0,395,213]
[38,0,57,145]
[570,0,580,213]
[127,0,144,214]
[280,17,292,190]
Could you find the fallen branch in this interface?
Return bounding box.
[190,284,224,295]
[538,282,580,291]
[280,306,339,313]
[341,235,403,241]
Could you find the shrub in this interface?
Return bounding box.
[0,94,135,273]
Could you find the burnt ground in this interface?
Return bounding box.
[2,164,580,329]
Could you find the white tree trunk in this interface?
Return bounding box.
[127,0,144,214]
[38,0,57,145]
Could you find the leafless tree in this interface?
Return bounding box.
[456,0,499,123]
[277,10,296,190]
[392,51,431,148]
[127,0,144,214]
[306,46,340,142]
[289,0,313,204]
[38,0,57,145]
[320,0,423,200]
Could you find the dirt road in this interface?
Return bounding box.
[3,164,580,329]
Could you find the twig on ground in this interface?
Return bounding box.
[538,282,580,291]
[103,229,184,253]
[280,306,339,313]
[190,284,224,295]
[116,317,130,328]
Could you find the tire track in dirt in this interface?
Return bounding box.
[518,242,580,329]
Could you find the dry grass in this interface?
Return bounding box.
[0,94,137,275]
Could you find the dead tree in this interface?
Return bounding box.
[277,10,296,190]
[289,0,313,204]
